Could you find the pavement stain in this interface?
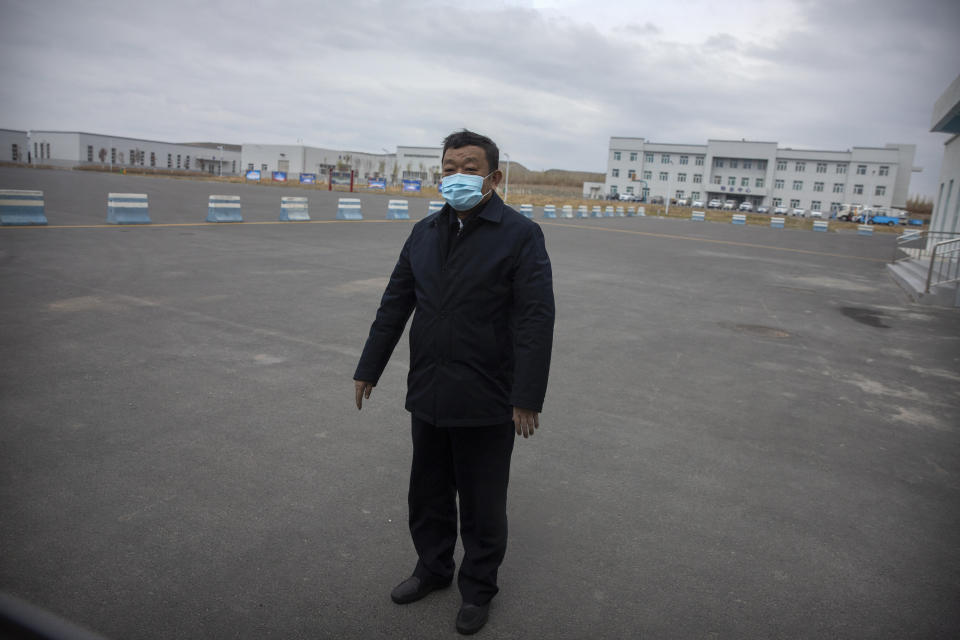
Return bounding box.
[332,277,390,294]
[890,407,949,431]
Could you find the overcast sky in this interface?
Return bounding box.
[1,0,958,196]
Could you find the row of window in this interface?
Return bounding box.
[612,168,706,183]
[771,160,889,176]
[712,159,768,171]
[712,176,766,188]
[613,151,706,166]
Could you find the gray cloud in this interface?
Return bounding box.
[0,0,957,195]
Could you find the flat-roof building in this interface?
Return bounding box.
[21,130,242,175]
[602,137,917,213]
[929,73,960,238]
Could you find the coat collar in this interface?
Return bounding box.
[429,192,506,226]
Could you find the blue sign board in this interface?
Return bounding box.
[299,173,316,184]
[402,179,422,192]
[272,171,287,183]
[245,170,261,181]
[368,178,386,190]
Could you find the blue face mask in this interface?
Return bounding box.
[439,172,493,211]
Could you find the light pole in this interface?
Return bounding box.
[217,145,223,177]
[503,152,510,202]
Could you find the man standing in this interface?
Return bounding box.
[353,130,555,635]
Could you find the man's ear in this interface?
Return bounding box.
[488,169,504,189]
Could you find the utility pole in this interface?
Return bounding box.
[218,145,223,177]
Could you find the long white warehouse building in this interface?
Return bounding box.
[598,137,917,213]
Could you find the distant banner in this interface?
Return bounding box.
[402,179,422,192]
[299,173,316,184]
[368,178,386,190]
[245,170,261,181]
[272,171,287,182]
[330,171,352,186]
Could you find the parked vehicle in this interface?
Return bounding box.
[907,219,924,226]
[723,200,736,210]
[738,202,753,212]
[650,196,665,204]
[810,210,823,219]
[756,206,769,214]
[676,198,689,206]
[791,208,805,217]
[868,215,900,226]
[619,193,637,201]
[692,200,705,208]
[836,203,864,222]
[708,199,723,209]
[773,205,788,215]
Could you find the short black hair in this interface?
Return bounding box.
[442,129,499,174]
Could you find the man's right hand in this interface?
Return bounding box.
[355,380,374,410]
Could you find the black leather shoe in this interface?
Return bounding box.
[455,602,490,635]
[390,575,451,604]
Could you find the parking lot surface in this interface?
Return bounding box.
[2,168,959,639]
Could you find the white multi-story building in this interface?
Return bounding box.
[21,130,242,175]
[602,137,916,213]
[929,74,960,238]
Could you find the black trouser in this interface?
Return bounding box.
[408,415,516,605]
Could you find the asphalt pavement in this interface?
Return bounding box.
[1,167,959,639]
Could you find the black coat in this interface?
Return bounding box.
[354,193,555,427]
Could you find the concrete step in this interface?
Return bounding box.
[887,259,960,307]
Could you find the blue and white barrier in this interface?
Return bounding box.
[616,206,625,217]
[280,196,310,221]
[732,213,746,225]
[206,195,243,223]
[813,220,828,232]
[857,224,873,236]
[636,206,645,217]
[543,205,557,218]
[691,210,705,222]
[107,193,151,224]
[0,189,47,225]
[561,205,574,218]
[604,206,614,217]
[771,216,785,229]
[520,204,533,218]
[428,201,444,216]
[387,200,410,220]
[591,205,602,218]
[337,198,363,220]
[577,205,588,218]
[627,206,635,216]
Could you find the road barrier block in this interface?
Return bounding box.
[577,205,588,218]
[636,206,646,217]
[0,189,47,225]
[561,205,574,218]
[280,196,309,221]
[732,213,746,225]
[428,201,444,216]
[616,206,625,217]
[591,206,602,218]
[107,193,151,224]
[520,204,533,218]
[387,200,410,220]
[206,195,243,223]
[627,206,635,216]
[771,216,785,229]
[604,206,614,217]
[337,198,363,220]
[543,205,557,218]
[857,224,873,236]
[691,210,705,222]
[813,220,828,232]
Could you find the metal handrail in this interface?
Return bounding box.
[893,230,960,263]
[925,237,960,293]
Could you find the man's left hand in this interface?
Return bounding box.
[512,407,539,438]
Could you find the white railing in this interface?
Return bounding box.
[925,237,960,293]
